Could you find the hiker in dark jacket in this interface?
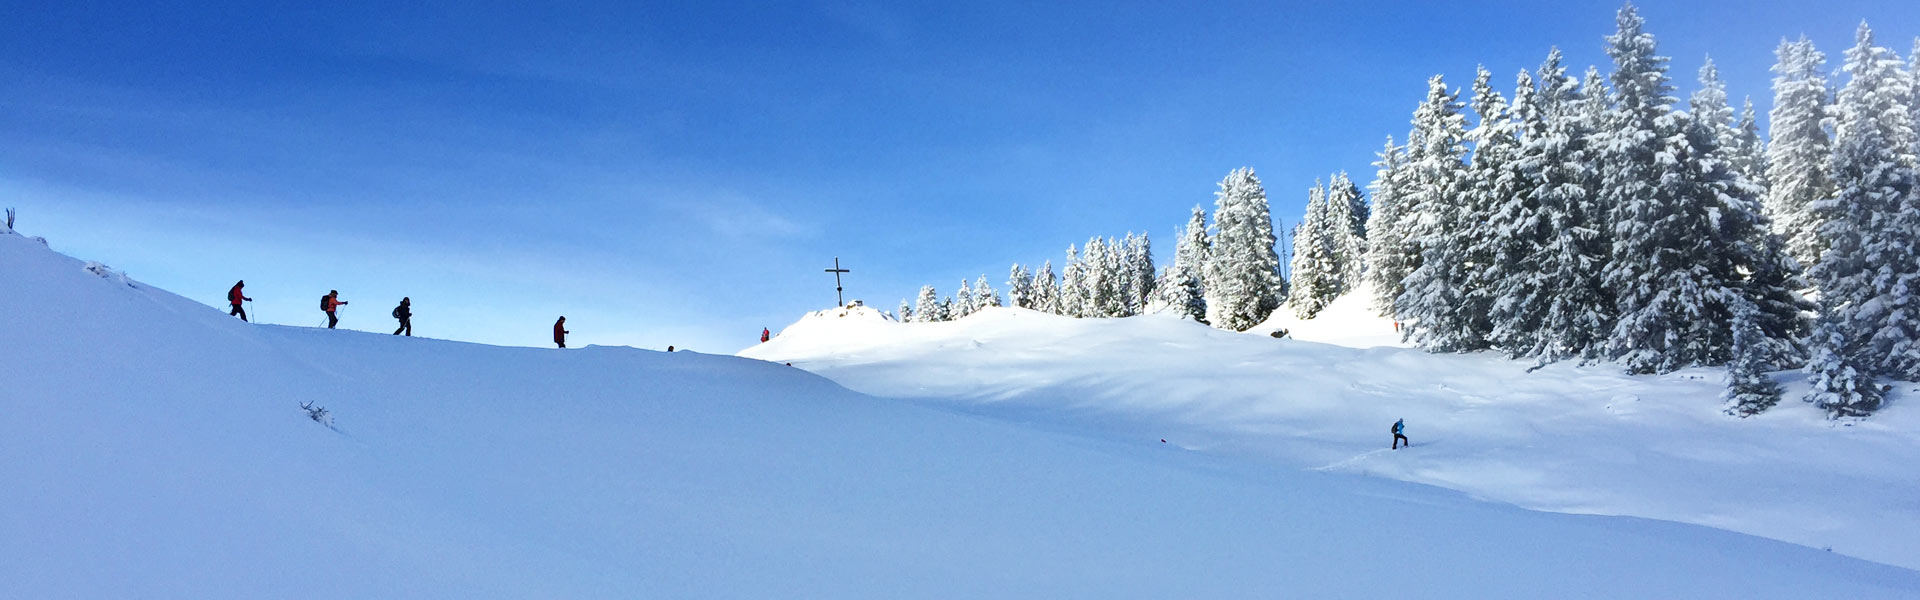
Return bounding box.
[322,290,348,329]
[554,316,569,348]
[392,297,412,336]
[1392,418,1409,450]
[227,281,252,321]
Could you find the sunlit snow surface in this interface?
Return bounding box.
[2,231,1916,598]
[745,292,1920,573]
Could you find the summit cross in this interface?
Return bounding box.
[824,257,852,307]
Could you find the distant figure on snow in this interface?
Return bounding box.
[1392,418,1409,450]
[761,327,771,343]
[227,280,252,321]
[321,290,348,329]
[554,316,569,348]
[392,297,412,336]
[667,345,675,352]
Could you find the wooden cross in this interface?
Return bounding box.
[824,257,851,307]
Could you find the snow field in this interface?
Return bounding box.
[745,293,1920,571]
[4,231,1918,597]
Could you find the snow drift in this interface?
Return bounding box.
[4,230,1918,598]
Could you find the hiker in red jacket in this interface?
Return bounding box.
[554,316,569,348]
[227,280,252,321]
[322,290,348,329]
[761,327,771,343]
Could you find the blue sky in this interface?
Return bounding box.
[5,0,1916,353]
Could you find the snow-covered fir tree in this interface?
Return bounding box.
[897,299,913,323]
[914,285,942,323]
[1451,66,1526,350]
[1060,245,1086,318]
[1324,172,1368,290]
[1338,173,1370,240]
[1115,236,1136,315]
[1904,36,1920,158]
[1364,137,1413,315]
[1394,73,1481,351]
[1811,23,1920,386]
[1912,37,1920,158]
[954,279,975,319]
[1500,48,1613,364]
[1692,58,1742,161]
[1897,39,1920,162]
[1691,54,1814,368]
[1114,235,1134,315]
[1599,4,1735,373]
[1032,260,1060,315]
[975,275,1002,309]
[1158,205,1210,323]
[1124,233,1155,314]
[1110,236,1131,316]
[1485,63,1555,359]
[1289,181,1340,318]
[1106,237,1129,316]
[1082,237,1115,317]
[1723,296,1784,418]
[1804,313,1882,418]
[1765,37,1835,270]
[1732,98,1770,190]
[1203,168,1286,331]
[1745,233,1813,369]
[1007,264,1034,309]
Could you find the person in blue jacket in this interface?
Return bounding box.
[1392,418,1409,449]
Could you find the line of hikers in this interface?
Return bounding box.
[228,281,776,349]
[230,280,558,345]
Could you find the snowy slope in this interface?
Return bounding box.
[744,304,1920,572]
[4,231,1919,598]
[1252,281,1411,348]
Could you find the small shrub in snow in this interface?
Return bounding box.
[1802,317,1882,419]
[1723,299,1783,418]
[82,262,136,287]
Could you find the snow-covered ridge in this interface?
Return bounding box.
[745,292,1920,571]
[6,229,1919,597]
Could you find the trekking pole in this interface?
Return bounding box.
[247,299,256,324]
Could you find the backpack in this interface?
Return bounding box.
[392,306,403,318]
[320,295,330,310]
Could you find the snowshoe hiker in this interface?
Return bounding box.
[227,280,252,321]
[761,327,771,343]
[554,316,569,348]
[392,297,412,336]
[321,290,348,329]
[1392,418,1409,449]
